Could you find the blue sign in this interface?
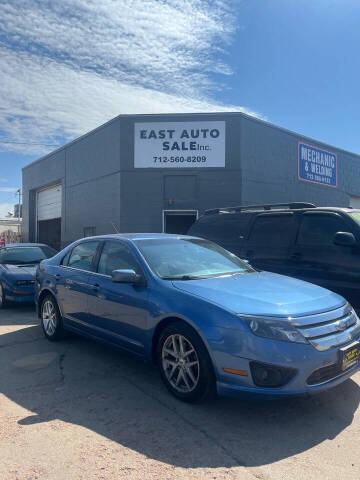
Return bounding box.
[298,142,337,188]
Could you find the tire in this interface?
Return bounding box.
[156,321,216,403]
[0,283,8,309]
[40,294,65,341]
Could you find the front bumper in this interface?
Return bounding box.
[3,284,35,303]
[211,330,360,399]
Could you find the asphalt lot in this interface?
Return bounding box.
[1,306,360,480]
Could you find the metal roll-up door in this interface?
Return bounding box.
[37,184,62,221]
[37,184,62,250]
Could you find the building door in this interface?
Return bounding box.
[163,210,198,234]
[37,184,62,250]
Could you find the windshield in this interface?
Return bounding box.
[135,238,254,279]
[350,212,360,226]
[0,246,57,265]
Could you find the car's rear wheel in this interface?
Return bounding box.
[0,283,8,309]
[156,321,216,403]
[41,295,65,341]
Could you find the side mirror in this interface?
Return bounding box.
[333,232,356,247]
[111,269,142,284]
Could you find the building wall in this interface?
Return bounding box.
[239,115,359,206]
[118,113,242,232]
[22,118,121,247]
[22,112,360,246]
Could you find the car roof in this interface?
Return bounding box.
[1,243,49,248]
[204,206,360,217]
[79,233,201,242]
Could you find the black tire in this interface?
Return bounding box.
[40,294,65,341]
[0,283,8,309]
[156,321,216,403]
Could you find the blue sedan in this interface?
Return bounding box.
[0,243,57,308]
[35,234,360,402]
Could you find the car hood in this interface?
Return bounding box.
[172,271,346,317]
[1,264,37,279]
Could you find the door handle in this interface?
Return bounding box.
[91,283,100,291]
[291,252,302,260]
[55,274,61,281]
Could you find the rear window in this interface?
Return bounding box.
[0,246,56,265]
[188,213,251,241]
[248,214,296,247]
[350,212,360,226]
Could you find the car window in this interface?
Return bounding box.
[67,242,100,272]
[61,250,72,266]
[350,211,360,226]
[188,213,251,241]
[0,246,55,265]
[135,238,253,279]
[297,214,349,246]
[248,214,296,247]
[98,241,141,276]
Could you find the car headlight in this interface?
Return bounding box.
[240,315,308,344]
[15,280,35,286]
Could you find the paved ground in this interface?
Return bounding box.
[1,306,360,480]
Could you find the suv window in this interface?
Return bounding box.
[67,241,100,271]
[248,214,296,247]
[297,214,349,246]
[98,241,141,276]
[189,213,251,241]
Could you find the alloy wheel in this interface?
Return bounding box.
[162,334,200,393]
[42,300,57,336]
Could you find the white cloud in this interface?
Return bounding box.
[0,0,259,155]
[0,187,17,192]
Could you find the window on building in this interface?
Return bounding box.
[248,214,297,247]
[98,241,141,276]
[67,241,100,271]
[297,214,349,246]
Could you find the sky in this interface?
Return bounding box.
[0,0,359,216]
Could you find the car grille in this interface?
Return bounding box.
[290,304,360,352]
[307,363,343,385]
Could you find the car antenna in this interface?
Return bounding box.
[110,222,120,233]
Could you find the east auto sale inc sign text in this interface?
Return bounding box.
[134,121,225,168]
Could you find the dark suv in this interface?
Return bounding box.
[188,202,360,311]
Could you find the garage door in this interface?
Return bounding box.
[37,185,62,250]
[37,184,62,221]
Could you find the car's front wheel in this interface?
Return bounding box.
[40,295,65,341]
[0,283,8,309]
[156,321,215,403]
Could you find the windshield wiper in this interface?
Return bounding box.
[162,275,204,280]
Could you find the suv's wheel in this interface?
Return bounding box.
[0,283,8,309]
[40,295,65,341]
[156,321,215,403]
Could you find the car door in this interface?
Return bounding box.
[85,240,149,355]
[56,241,101,326]
[244,212,298,275]
[287,211,360,308]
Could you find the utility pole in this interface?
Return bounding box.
[15,189,22,239]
